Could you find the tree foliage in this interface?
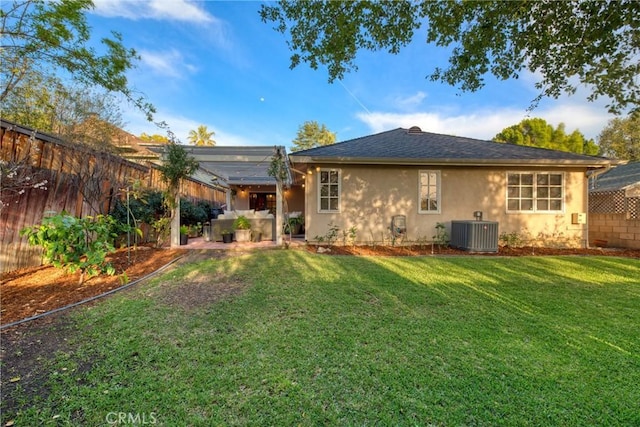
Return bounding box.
[597,114,640,161]
[493,118,599,155]
[291,121,336,152]
[140,133,169,144]
[2,68,126,152]
[157,141,199,193]
[187,125,216,146]
[1,0,155,120]
[260,0,640,114]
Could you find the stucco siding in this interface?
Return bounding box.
[304,165,589,247]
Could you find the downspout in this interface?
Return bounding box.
[587,164,612,190]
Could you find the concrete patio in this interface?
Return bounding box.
[175,236,306,251]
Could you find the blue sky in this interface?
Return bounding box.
[89,0,618,150]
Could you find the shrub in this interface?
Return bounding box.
[110,190,166,226]
[180,198,211,225]
[21,212,119,284]
[233,215,251,230]
[432,222,450,247]
[499,231,525,248]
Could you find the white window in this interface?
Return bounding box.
[507,172,564,212]
[318,169,340,212]
[419,170,441,213]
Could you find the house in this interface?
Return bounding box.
[288,126,619,248]
[589,162,640,248]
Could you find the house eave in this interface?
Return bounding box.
[288,155,619,169]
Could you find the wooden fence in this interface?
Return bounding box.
[1,120,225,273]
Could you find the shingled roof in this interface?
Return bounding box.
[289,127,615,167]
[591,162,640,192]
[147,145,290,186]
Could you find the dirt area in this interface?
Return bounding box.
[1,246,184,326]
[309,243,640,258]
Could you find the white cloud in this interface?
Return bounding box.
[357,99,615,142]
[92,0,214,23]
[392,91,427,111]
[536,103,611,141]
[139,49,196,78]
[356,109,526,140]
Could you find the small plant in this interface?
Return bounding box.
[499,231,524,248]
[313,222,341,246]
[20,212,119,284]
[179,225,189,235]
[325,222,339,246]
[432,222,449,249]
[341,226,357,246]
[152,217,171,248]
[284,215,304,235]
[232,215,251,230]
[190,222,202,237]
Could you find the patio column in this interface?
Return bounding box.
[170,193,180,248]
[225,189,232,210]
[276,183,283,245]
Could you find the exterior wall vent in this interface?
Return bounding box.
[407,126,422,134]
[450,220,499,252]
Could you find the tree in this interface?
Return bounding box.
[2,68,126,153]
[260,1,640,114]
[187,125,216,146]
[140,133,169,144]
[493,118,599,155]
[598,114,640,161]
[1,0,155,120]
[157,138,199,247]
[291,121,336,152]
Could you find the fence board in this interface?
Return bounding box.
[1,119,224,273]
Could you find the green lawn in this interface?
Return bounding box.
[5,251,640,426]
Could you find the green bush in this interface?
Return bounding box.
[21,212,120,284]
[180,198,211,226]
[233,215,251,230]
[110,190,166,226]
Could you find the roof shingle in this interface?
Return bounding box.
[289,127,612,165]
[591,162,640,192]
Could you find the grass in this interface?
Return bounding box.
[4,251,640,426]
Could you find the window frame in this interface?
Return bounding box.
[317,168,341,213]
[506,171,565,213]
[418,170,442,214]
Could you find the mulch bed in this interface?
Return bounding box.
[1,246,184,326]
[307,244,640,258]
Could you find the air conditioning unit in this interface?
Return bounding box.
[451,220,499,252]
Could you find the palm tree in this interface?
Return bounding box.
[187,125,216,146]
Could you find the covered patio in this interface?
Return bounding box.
[147,145,306,245]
